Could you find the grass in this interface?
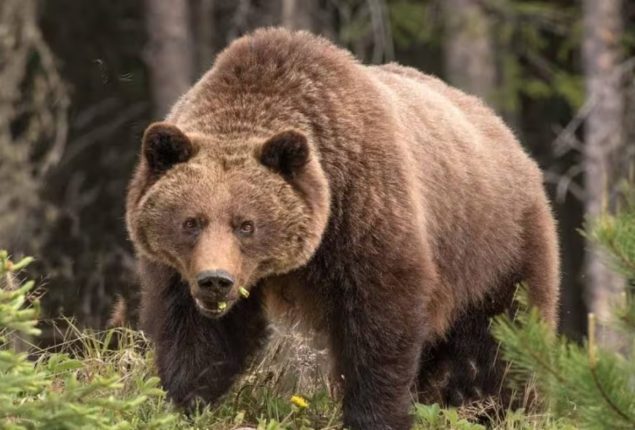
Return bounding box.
[6,320,339,430]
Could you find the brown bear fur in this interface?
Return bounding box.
[126,28,559,429]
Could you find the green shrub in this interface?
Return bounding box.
[0,251,176,429]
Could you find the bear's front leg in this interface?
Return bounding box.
[329,272,426,430]
[138,259,268,410]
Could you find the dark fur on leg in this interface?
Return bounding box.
[138,259,268,410]
[417,279,518,410]
[328,271,426,430]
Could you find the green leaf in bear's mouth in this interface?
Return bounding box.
[239,287,250,298]
[217,302,227,311]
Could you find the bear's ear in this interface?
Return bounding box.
[259,130,310,177]
[142,122,193,174]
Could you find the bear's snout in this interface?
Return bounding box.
[191,270,238,318]
[196,270,235,297]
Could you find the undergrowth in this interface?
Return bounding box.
[1,249,572,429]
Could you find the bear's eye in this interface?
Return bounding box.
[237,220,255,237]
[182,217,201,233]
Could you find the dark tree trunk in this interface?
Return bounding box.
[144,0,194,118]
[582,0,625,346]
[191,0,216,76]
[443,0,495,103]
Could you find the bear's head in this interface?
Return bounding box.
[127,122,330,318]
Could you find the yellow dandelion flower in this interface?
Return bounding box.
[290,394,309,409]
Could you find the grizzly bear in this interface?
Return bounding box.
[126,28,559,429]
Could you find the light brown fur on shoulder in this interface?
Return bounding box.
[126,28,560,429]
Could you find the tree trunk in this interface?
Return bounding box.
[443,0,495,104]
[279,0,336,38]
[0,0,67,254]
[582,0,624,346]
[144,0,194,118]
[191,0,216,77]
[281,0,310,30]
[0,0,68,350]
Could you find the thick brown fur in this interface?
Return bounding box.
[126,28,560,430]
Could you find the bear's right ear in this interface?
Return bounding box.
[142,122,193,174]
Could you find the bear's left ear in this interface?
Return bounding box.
[142,122,194,174]
[259,130,310,177]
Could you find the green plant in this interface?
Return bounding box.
[0,251,176,429]
[413,403,485,430]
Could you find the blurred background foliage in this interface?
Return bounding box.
[0,0,634,346]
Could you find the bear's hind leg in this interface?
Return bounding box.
[416,302,511,409]
[521,200,560,327]
[415,199,560,410]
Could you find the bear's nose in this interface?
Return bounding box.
[196,270,235,292]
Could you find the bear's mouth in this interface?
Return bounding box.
[194,297,233,318]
